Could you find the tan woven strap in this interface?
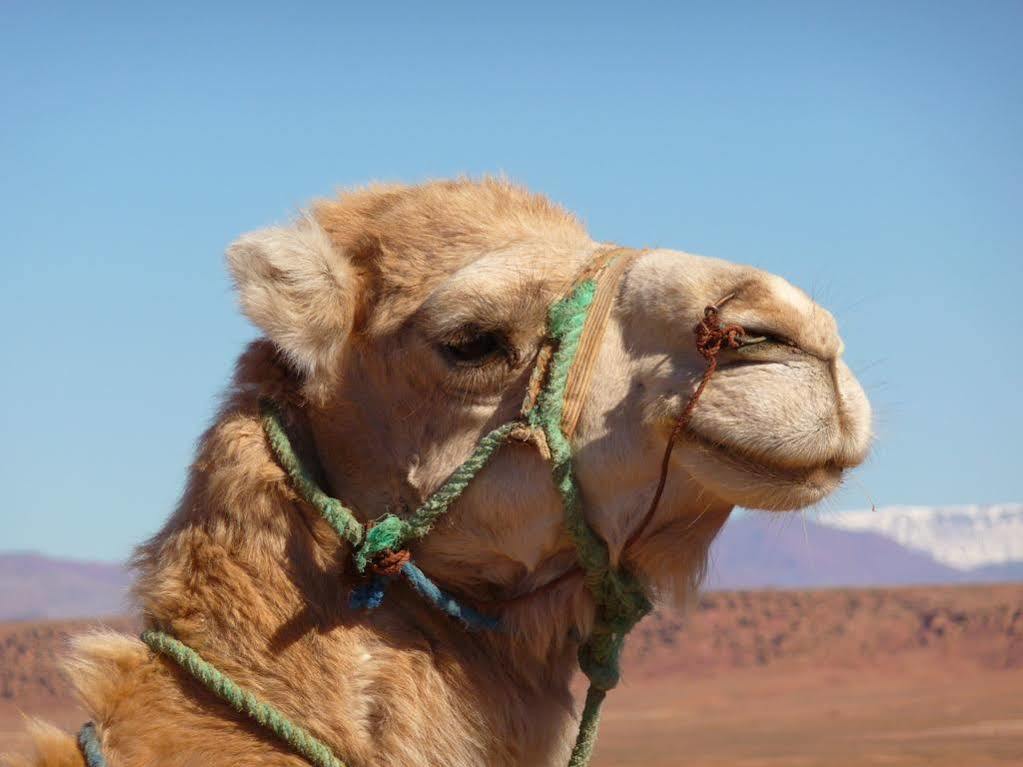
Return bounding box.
[561,247,643,440]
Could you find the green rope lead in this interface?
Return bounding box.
[567,687,607,767]
[141,630,346,767]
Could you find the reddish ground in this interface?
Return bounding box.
[2,584,1021,765]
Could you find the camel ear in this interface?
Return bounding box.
[226,218,359,378]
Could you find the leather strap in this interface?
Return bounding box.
[560,247,642,440]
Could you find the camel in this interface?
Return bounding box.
[8,178,872,767]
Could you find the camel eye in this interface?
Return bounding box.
[739,327,799,349]
[442,327,506,367]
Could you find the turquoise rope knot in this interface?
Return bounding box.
[355,514,410,572]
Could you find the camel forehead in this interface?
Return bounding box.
[316,178,588,263]
[314,179,593,333]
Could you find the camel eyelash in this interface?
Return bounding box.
[439,325,518,368]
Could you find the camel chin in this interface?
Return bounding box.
[675,437,847,512]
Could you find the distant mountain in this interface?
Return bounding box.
[815,503,1023,570]
[705,515,956,589]
[707,505,1023,590]
[0,552,130,621]
[2,503,1021,621]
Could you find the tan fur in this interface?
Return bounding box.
[12,179,871,766]
[3,721,84,767]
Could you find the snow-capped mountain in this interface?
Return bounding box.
[816,503,1023,570]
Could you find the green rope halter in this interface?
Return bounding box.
[262,406,364,547]
[115,251,653,767]
[260,271,649,765]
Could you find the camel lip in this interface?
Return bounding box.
[681,427,848,485]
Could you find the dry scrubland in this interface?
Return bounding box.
[2,584,1021,766]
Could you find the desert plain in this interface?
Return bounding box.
[2,583,1021,766]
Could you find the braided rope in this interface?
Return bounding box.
[261,400,364,547]
[141,630,346,767]
[402,562,500,630]
[262,396,509,627]
[355,420,520,570]
[567,687,607,767]
[349,561,499,631]
[528,279,652,766]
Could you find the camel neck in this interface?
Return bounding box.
[129,384,580,765]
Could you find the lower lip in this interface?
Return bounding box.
[685,429,845,483]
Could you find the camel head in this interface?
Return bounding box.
[226,178,871,614]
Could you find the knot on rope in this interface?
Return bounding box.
[694,305,744,362]
[509,424,552,460]
[355,514,410,572]
[577,569,652,692]
[577,640,621,691]
[369,548,412,577]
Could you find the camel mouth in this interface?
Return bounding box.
[678,427,848,511]
[686,427,848,481]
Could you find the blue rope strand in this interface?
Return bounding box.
[77,722,108,767]
[401,562,500,631]
[348,563,499,631]
[348,574,390,610]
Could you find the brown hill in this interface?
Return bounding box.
[0,554,130,621]
[2,585,1021,766]
[623,583,1023,677]
[704,515,965,588]
[0,616,136,707]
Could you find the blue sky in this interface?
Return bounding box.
[2,1,1020,561]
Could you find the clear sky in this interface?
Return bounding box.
[2,1,1020,561]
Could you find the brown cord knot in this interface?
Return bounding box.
[369,548,412,577]
[694,305,744,362]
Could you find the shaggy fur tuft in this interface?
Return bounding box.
[3,720,85,767]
